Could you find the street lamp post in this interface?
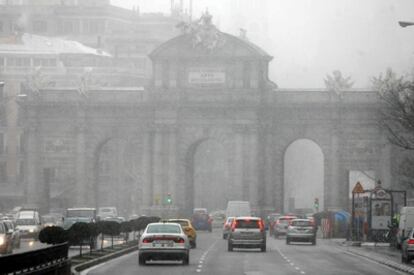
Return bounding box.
[399,21,414,28]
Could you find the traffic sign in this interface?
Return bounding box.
[352,182,365,194]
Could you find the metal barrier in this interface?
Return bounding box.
[0,242,71,275]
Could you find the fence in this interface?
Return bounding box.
[0,242,70,275]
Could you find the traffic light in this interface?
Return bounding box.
[166,193,172,205]
[314,198,319,211]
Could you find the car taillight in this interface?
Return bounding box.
[142,237,153,243]
[408,239,414,245]
[175,238,185,243]
[231,221,236,232]
[259,220,264,232]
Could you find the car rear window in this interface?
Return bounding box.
[235,219,260,229]
[147,224,181,234]
[291,220,312,227]
[168,220,188,227]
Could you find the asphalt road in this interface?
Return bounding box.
[85,230,407,275]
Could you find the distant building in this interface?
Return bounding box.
[0,0,182,84]
[0,32,115,209]
[0,1,183,211]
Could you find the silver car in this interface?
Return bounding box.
[402,228,414,263]
[138,222,190,265]
[227,217,266,252]
[286,219,316,245]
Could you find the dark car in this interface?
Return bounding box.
[191,213,212,232]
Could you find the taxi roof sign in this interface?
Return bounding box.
[352,182,365,194]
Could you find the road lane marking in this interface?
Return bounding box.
[273,242,307,274]
[194,239,218,273]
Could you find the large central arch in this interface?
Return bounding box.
[284,139,324,213]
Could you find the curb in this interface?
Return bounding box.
[333,241,414,274]
[70,245,138,275]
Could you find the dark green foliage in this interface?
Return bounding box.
[38,226,68,244]
[67,222,90,256]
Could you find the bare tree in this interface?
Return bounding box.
[373,68,414,150]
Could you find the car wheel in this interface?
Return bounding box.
[286,238,290,245]
[312,238,316,245]
[228,242,233,252]
[183,253,190,265]
[138,255,146,265]
[261,243,266,252]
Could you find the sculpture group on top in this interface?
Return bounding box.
[177,11,226,52]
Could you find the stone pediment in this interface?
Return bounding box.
[149,12,272,62]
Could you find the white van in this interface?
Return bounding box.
[225,201,251,218]
[397,207,414,248]
[98,206,118,219]
[15,210,42,239]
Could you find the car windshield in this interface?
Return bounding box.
[16,219,36,225]
[291,220,312,227]
[235,219,260,229]
[168,220,188,227]
[66,210,95,218]
[147,224,181,234]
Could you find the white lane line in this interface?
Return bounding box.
[195,239,218,273]
[273,242,306,274]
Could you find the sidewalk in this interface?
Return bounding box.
[329,238,414,274]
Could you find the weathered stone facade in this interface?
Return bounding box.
[20,18,394,216]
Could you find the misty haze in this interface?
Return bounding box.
[0,0,413,274]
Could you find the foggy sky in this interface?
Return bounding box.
[112,0,414,89]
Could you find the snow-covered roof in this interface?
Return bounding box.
[0,33,111,57]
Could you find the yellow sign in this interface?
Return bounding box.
[352,182,365,194]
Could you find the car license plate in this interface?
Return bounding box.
[153,240,174,248]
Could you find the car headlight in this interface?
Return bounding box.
[29,229,34,233]
[0,236,4,246]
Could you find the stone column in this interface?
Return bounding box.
[152,128,164,206]
[263,131,274,210]
[167,128,177,207]
[26,123,40,208]
[142,130,153,209]
[326,133,339,211]
[234,130,244,200]
[247,129,259,209]
[75,124,86,206]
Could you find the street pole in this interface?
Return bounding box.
[351,192,355,241]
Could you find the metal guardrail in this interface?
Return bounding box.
[0,242,71,275]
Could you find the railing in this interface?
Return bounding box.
[0,242,70,275]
